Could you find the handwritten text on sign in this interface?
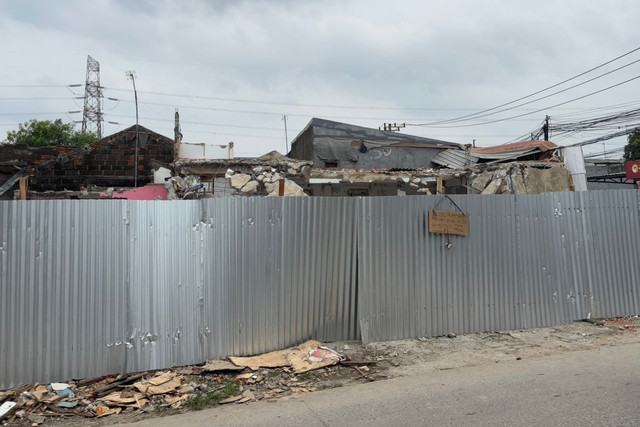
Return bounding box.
[428,210,469,236]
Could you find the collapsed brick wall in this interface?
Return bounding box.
[0,127,174,191]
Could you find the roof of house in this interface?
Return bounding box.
[290,118,463,163]
[432,140,559,169]
[470,140,557,155]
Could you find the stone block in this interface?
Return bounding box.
[230,173,251,189]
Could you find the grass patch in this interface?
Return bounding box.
[298,372,315,381]
[184,379,241,411]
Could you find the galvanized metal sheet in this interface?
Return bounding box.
[358,191,640,343]
[0,198,359,389]
[1,191,639,388]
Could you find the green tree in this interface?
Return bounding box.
[4,119,97,147]
[623,128,640,161]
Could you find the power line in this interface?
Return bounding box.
[419,57,640,126]
[562,126,639,147]
[104,113,298,133]
[0,97,74,101]
[409,45,640,126]
[408,73,640,129]
[0,111,77,116]
[0,84,78,88]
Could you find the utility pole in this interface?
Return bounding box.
[125,70,139,187]
[282,115,289,153]
[174,109,182,161]
[543,115,550,141]
[81,55,103,138]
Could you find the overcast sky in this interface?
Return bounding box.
[1,0,639,157]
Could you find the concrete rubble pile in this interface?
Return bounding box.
[468,162,574,195]
[228,166,308,197]
[0,340,377,425]
[307,161,573,196]
[173,150,312,198]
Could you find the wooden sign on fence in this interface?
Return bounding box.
[428,210,469,236]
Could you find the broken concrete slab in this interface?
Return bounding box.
[481,179,502,195]
[230,173,251,190]
[240,180,259,193]
[471,173,491,192]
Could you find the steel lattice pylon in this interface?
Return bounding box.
[81,55,103,139]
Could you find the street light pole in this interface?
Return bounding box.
[125,70,139,187]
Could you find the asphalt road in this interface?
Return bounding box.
[123,342,640,426]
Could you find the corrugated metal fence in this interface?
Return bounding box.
[1,191,638,388]
[358,191,640,342]
[0,198,358,389]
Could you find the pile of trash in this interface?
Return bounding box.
[0,340,376,425]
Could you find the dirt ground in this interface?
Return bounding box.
[3,316,639,426]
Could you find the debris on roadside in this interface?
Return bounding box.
[1,316,636,425]
[0,340,368,425]
[229,340,344,373]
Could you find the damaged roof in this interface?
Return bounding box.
[470,140,557,154]
[290,118,464,163]
[433,140,559,169]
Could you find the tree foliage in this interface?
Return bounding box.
[623,128,640,161]
[4,119,97,147]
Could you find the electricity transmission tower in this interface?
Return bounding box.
[81,55,103,138]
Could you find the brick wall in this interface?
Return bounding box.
[0,126,174,192]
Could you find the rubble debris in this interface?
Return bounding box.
[101,391,148,408]
[27,412,45,424]
[219,395,243,404]
[0,401,16,419]
[230,173,252,190]
[306,161,573,196]
[230,351,289,371]
[133,372,181,395]
[201,360,244,372]
[0,340,367,424]
[93,372,147,397]
[56,401,78,409]
[229,340,344,374]
[96,406,121,417]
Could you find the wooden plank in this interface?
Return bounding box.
[436,177,444,195]
[19,176,28,200]
[278,179,285,196]
[428,210,469,236]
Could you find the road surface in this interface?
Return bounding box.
[123,342,640,426]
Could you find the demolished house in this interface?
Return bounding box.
[173,151,312,198]
[172,124,576,198]
[174,145,574,198]
[0,116,578,200]
[0,125,174,200]
[287,118,463,169]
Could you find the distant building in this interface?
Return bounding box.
[287,118,463,169]
[584,158,637,190]
[0,125,174,198]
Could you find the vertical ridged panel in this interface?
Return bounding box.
[358,191,640,343]
[2,191,639,388]
[0,201,128,388]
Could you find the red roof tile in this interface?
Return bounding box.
[470,140,557,154]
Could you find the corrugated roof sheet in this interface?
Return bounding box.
[431,149,479,169]
[470,140,557,154]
